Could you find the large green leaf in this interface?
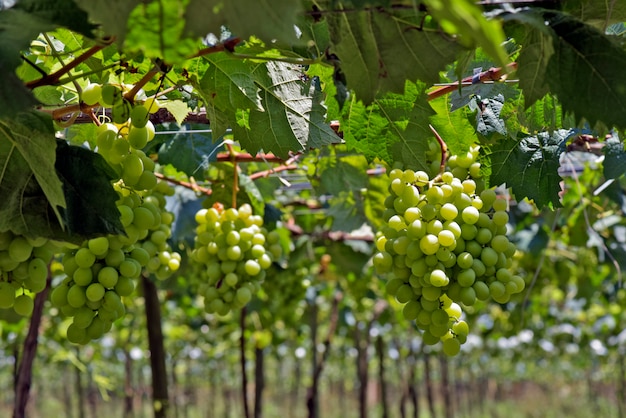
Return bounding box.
[0,9,52,116]
[423,0,509,67]
[327,7,462,103]
[514,13,554,107]
[184,0,303,44]
[563,0,626,29]
[511,9,626,129]
[0,112,65,236]
[490,129,572,208]
[0,111,65,221]
[232,61,339,157]
[14,0,96,37]
[74,0,141,44]
[544,11,626,130]
[124,0,200,64]
[341,80,434,170]
[55,141,125,240]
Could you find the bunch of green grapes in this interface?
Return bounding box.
[192,204,284,316]
[51,180,179,344]
[0,232,60,316]
[374,146,521,356]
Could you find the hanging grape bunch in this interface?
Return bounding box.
[48,83,180,344]
[192,203,284,316]
[373,139,523,356]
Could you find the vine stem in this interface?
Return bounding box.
[26,37,114,89]
[426,62,517,101]
[154,173,212,195]
[240,307,250,418]
[429,124,448,179]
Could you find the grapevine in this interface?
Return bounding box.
[374,141,522,356]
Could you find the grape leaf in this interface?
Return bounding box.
[423,0,509,67]
[14,0,97,37]
[55,141,125,240]
[198,52,263,114]
[0,112,65,231]
[184,0,303,44]
[232,61,340,157]
[563,0,626,29]
[327,7,462,103]
[490,129,572,208]
[543,11,626,130]
[515,16,554,107]
[74,0,141,45]
[429,95,478,155]
[124,1,200,64]
[165,186,203,246]
[161,100,191,125]
[0,9,53,116]
[603,134,626,180]
[341,80,434,170]
[471,94,507,141]
[158,128,224,180]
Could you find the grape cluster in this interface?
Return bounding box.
[192,204,284,316]
[52,180,180,343]
[48,83,181,343]
[374,147,522,356]
[0,233,59,316]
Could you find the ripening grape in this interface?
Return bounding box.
[375,144,518,355]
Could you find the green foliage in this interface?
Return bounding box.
[55,141,125,240]
[490,129,571,208]
[327,6,463,103]
[0,112,65,235]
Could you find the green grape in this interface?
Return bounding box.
[74,248,96,269]
[132,207,155,230]
[115,276,135,296]
[82,83,102,105]
[0,282,15,308]
[9,237,33,263]
[98,266,119,288]
[122,153,144,187]
[130,105,150,128]
[88,237,109,256]
[73,306,96,328]
[442,338,461,356]
[86,282,106,302]
[67,323,89,344]
[112,100,131,124]
[67,285,87,308]
[128,125,150,149]
[101,84,123,107]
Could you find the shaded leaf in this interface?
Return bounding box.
[545,11,626,129]
[74,0,141,45]
[0,112,65,227]
[327,7,462,103]
[14,0,97,37]
[55,141,125,239]
[490,129,572,208]
[158,128,224,180]
[184,0,303,44]
[603,134,626,179]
